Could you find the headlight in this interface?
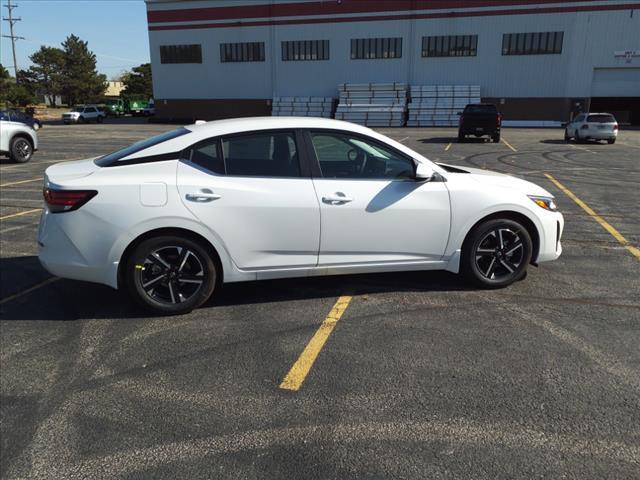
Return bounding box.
[528,195,557,211]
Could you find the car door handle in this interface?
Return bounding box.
[185,191,221,202]
[322,193,353,204]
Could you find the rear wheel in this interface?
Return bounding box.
[564,129,570,142]
[9,136,33,163]
[608,138,616,144]
[492,133,500,143]
[126,235,217,315]
[458,131,465,142]
[461,218,533,288]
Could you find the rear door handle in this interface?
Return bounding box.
[185,191,221,202]
[322,193,353,205]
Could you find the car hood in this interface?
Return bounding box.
[438,163,553,197]
[45,158,100,185]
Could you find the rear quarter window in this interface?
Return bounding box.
[95,128,190,166]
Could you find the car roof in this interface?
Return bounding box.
[184,116,376,138]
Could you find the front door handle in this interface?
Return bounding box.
[185,191,221,202]
[322,193,353,205]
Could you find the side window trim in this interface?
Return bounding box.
[303,128,416,181]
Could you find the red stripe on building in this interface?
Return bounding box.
[147,0,605,24]
[148,3,639,31]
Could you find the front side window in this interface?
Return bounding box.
[222,131,300,177]
[310,131,414,180]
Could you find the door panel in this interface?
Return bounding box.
[314,179,450,264]
[306,130,450,265]
[176,130,320,270]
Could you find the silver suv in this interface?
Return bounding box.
[0,111,38,163]
[62,105,105,124]
[565,112,618,144]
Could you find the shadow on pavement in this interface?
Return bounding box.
[0,256,473,321]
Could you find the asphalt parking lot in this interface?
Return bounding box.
[1,120,639,479]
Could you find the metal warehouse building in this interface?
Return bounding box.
[146,0,640,124]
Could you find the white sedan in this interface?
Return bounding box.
[38,117,563,314]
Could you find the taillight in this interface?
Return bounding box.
[613,123,618,130]
[496,113,502,126]
[43,189,97,213]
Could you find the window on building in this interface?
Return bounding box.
[220,42,265,62]
[160,44,202,64]
[422,35,478,57]
[502,32,563,55]
[222,131,300,177]
[281,40,329,61]
[350,37,402,60]
[310,131,414,180]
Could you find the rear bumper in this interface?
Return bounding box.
[582,130,617,140]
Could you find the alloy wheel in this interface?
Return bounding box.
[139,245,205,305]
[474,227,524,281]
[13,139,32,161]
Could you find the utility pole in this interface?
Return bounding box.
[2,0,25,82]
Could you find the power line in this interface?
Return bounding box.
[2,0,24,82]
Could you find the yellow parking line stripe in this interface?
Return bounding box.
[280,295,353,391]
[0,277,60,306]
[0,177,42,187]
[0,208,42,221]
[545,173,640,260]
[444,142,452,151]
[501,137,517,152]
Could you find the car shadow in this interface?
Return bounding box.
[417,137,455,144]
[540,139,607,145]
[0,256,473,321]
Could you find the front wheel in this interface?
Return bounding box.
[608,138,616,144]
[9,136,33,163]
[126,235,217,315]
[461,218,533,288]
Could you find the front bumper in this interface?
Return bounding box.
[536,210,564,263]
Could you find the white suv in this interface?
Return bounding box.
[62,105,105,124]
[0,110,38,163]
[564,112,618,144]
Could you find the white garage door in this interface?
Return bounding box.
[591,68,640,97]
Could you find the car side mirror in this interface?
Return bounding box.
[415,163,435,181]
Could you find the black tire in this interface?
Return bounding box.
[575,130,584,143]
[461,218,533,288]
[78,116,85,124]
[97,115,104,124]
[492,133,500,143]
[564,129,570,142]
[126,235,217,315]
[9,136,33,163]
[608,138,616,144]
[458,131,465,142]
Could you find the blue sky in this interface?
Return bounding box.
[1,0,150,79]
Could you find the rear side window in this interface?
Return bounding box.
[95,128,190,166]
[222,131,300,177]
[587,114,615,123]
[464,105,497,114]
[187,139,225,174]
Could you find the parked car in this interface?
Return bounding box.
[62,105,105,124]
[1,109,43,130]
[458,103,502,142]
[143,100,155,116]
[0,110,38,163]
[564,112,618,144]
[38,117,563,315]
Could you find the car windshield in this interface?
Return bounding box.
[587,114,615,123]
[95,128,190,166]
[72,107,83,112]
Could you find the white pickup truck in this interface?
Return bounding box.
[0,111,38,163]
[62,105,105,124]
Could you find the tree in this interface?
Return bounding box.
[121,63,153,100]
[60,34,107,106]
[0,64,36,107]
[27,46,65,107]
